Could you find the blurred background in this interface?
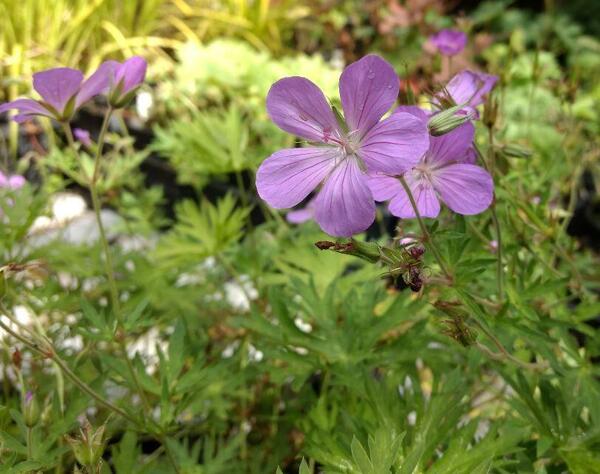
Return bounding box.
[2,1,599,225]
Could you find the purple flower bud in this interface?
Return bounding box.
[409,246,425,259]
[73,128,93,147]
[22,390,40,427]
[106,56,148,108]
[429,29,468,56]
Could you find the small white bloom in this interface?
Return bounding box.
[294,317,312,333]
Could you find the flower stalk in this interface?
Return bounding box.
[398,175,452,281]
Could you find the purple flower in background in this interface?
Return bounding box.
[442,70,498,117]
[429,29,468,56]
[0,63,115,123]
[369,106,493,218]
[286,199,315,224]
[0,171,26,190]
[73,128,93,147]
[257,55,429,237]
[103,56,148,108]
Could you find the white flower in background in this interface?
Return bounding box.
[474,419,491,442]
[127,327,167,375]
[52,193,86,223]
[294,317,312,333]
[224,275,257,312]
[14,305,33,326]
[248,344,263,363]
[221,340,240,359]
[136,90,153,120]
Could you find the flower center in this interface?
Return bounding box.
[340,130,361,156]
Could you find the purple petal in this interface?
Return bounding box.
[286,204,315,224]
[314,157,375,237]
[446,70,498,108]
[0,172,25,189]
[8,175,25,189]
[32,68,83,113]
[393,105,430,123]
[388,171,440,219]
[429,29,468,56]
[367,174,402,202]
[0,99,53,122]
[427,121,474,167]
[73,128,93,146]
[256,147,337,209]
[76,61,119,108]
[115,56,147,94]
[339,54,399,138]
[359,112,429,174]
[432,164,494,215]
[266,77,340,143]
[464,145,478,164]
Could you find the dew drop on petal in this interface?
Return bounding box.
[367,69,375,80]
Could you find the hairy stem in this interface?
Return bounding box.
[398,176,453,281]
[471,318,548,371]
[474,142,504,302]
[0,309,141,426]
[26,427,33,460]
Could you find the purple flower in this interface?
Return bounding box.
[429,29,468,56]
[24,391,33,404]
[73,128,93,147]
[0,171,26,190]
[256,55,429,237]
[369,106,493,218]
[286,199,315,224]
[443,70,498,115]
[0,63,115,123]
[103,56,148,108]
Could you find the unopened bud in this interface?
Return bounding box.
[66,419,106,468]
[408,246,425,259]
[428,104,472,136]
[315,239,380,263]
[23,391,40,427]
[434,301,475,347]
[482,96,498,128]
[500,143,532,159]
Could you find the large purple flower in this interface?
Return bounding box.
[369,106,493,218]
[256,55,429,237]
[429,29,468,56]
[0,63,115,123]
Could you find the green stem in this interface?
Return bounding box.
[398,176,452,281]
[85,109,181,473]
[474,142,504,302]
[471,318,547,371]
[86,109,153,414]
[92,107,112,185]
[0,312,141,426]
[26,427,33,460]
[61,122,75,149]
[491,206,504,301]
